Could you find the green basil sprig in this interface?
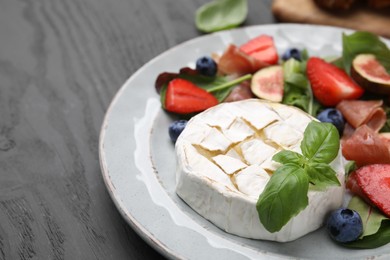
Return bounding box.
[195,0,248,33]
[257,121,341,233]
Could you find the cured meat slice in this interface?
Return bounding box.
[217,44,268,76]
[224,81,255,102]
[342,125,390,166]
[336,100,386,132]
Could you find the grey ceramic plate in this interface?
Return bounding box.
[99,24,390,260]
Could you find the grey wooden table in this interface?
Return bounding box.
[0,0,275,259]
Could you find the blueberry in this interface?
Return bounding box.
[317,108,345,135]
[326,208,363,243]
[282,48,302,61]
[168,120,188,143]
[196,56,217,77]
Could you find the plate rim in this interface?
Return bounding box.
[99,23,390,260]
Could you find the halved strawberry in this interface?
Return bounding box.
[347,164,390,218]
[239,35,279,65]
[307,57,364,106]
[164,78,218,114]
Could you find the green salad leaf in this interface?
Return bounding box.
[195,0,248,33]
[348,196,387,237]
[342,31,390,74]
[257,121,341,232]
[343,220,390,249]
[282,57,321,116]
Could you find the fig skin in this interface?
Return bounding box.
[250,65,283,102]
[351,54,390,95]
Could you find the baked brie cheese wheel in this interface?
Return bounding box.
[175,99,345,242]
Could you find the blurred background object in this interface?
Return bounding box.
[272,0,390,38]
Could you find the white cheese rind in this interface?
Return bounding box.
[175,99,345,242]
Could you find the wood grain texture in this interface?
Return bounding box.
[0,0,274,259]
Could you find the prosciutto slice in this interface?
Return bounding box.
[342,125,390,166]
[217,44,268,76]
[336,100,386,132]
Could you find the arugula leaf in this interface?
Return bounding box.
[257,164,309,232]
[257,121,341,232]
[342,31,390,74]
[195,0,248,33]
[301,121,340,164]
[282,58,321,116]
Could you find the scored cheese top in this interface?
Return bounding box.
[175,99,345,242]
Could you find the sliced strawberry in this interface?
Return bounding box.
[307,57,364,106]
[239,35,279,65]
[164,78,218,114]
[347,164,390,218]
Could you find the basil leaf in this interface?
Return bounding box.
[301,121,340,164]
[343,220,390,249]
[257,164,309,232]
[342,31,390,74]
[348,196,387,237]
[195,0,248,33]
[306,162,340,190]
[272,150,305,165]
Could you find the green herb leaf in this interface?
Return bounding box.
[160,84,168,109]
[306,162,340,190]
[343,220,390,249]
[195,0,248,33]
[344,160,357,176]
[301,121,340,164]
[348,196,387,237]
[282,58,322,116]
[272,150,305,165]
[257,121,341,232]
[257,164,309,232]
[342,31,390,74]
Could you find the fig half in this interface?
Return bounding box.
[351,54,390,94]
[250,65,283,102]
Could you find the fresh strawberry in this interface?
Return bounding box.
[307,57,364,106]
[164,78,218,114]
[346,164,390,218]
[239,35,279,65]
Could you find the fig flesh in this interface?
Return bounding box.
[351,54,390,94]
[250,65,283,102]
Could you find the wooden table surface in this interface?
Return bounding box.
[0,0,275,259]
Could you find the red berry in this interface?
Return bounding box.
[347,164,390,217]
[164,78,218,114]
[239,35,279,65]
[307,57,364,106]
